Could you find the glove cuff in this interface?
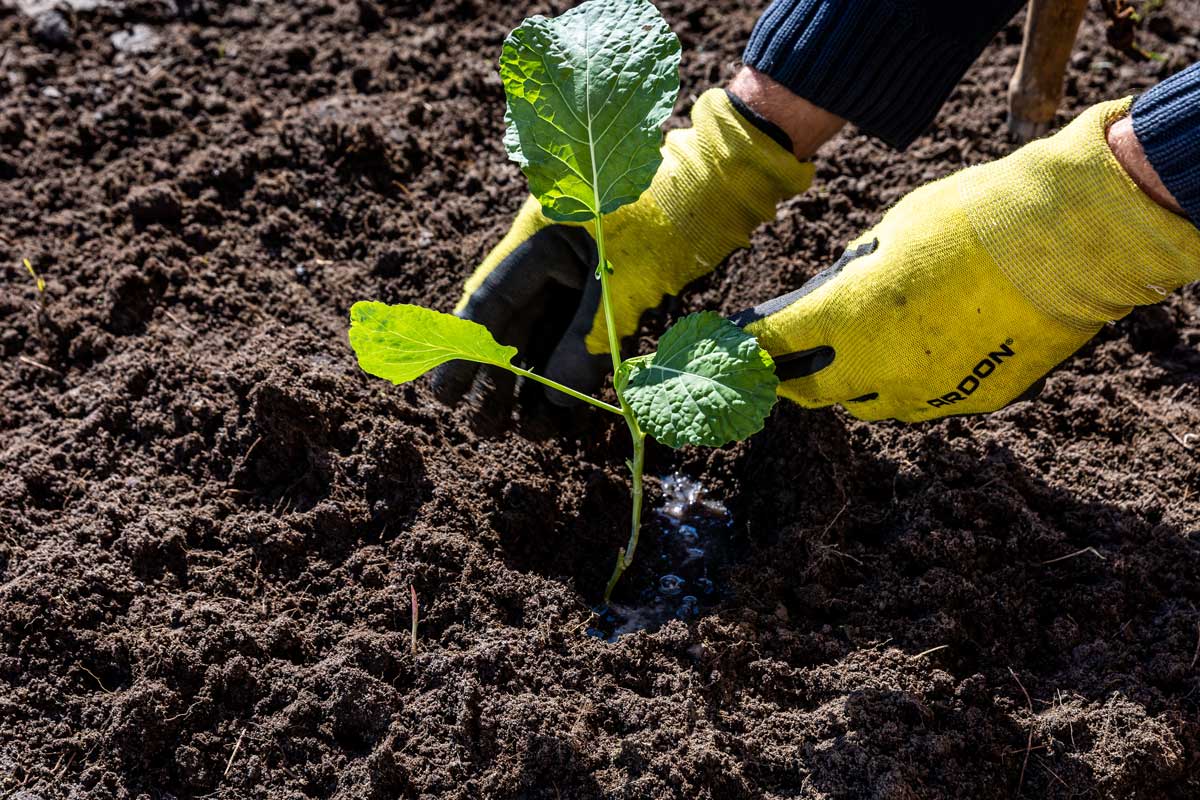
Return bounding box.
[961,97,1200,331]
[652,88,814,269]
[724,89,795,153]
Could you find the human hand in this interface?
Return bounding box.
[733,98,1200,422]
[432,87,814,408]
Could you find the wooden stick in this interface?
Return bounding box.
[1008,0,1089,142]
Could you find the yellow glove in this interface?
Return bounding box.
[433,88,813,406]
[732,98,1200,422]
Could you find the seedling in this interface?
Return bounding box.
[348,0,778,603]
[24,258,48,315]
[24,258,45,295]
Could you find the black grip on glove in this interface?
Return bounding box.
[729,240,881,382]
[431,225,610,410]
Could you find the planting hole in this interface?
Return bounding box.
[587,472,732,641]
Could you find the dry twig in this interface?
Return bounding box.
[77,664,113,694]
[1040,547,1106,566]
[162,309,199,337]
[17,356,60,376]
[410,584,419,656]
[1191,620,1200,670]
[1009,668,1035,798]
[224,728,245,778]
[913,644,950,659]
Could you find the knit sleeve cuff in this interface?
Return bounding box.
[1132,62,1200,231]
[742,0,1023,150]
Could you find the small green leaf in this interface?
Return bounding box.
[348,301,516,384]
[624,312,778,449]
[23,258,44,294]
[500,0,680,222]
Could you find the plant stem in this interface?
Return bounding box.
[508,365,623,415]
[603,426,644,604]
[593,214,647,606]
[593,220,623,381]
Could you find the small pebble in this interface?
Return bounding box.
[111,24,159,55]
[31,11,71,50]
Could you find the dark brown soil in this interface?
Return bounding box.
[2,1,1199,797]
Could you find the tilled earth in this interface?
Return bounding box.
[2,1,1200,797]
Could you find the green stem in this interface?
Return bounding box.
[593,213,647,606]
[594,220,623,381]
[603,427,645,605]
[508,365,622,415]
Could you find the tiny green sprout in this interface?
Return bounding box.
[24,258,45,294]
[347,0,778,605]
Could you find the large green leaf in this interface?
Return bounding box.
[348,301,516,384]
[623,312,778,449]
[500,0,680,222]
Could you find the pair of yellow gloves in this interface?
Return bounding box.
[436,90,1200,422]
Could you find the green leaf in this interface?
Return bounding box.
[500,0,680,222]
[348,301,516,384]
[624,312,778,449]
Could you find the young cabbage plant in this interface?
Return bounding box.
[348,0,778,603]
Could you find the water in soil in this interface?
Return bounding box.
[587,472,732,642]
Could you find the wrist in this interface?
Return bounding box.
[1106,115,1185,217]
[726,67,845,160]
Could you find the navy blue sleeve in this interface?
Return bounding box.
[742,0,1025,149]
[1132,62,1200,231]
